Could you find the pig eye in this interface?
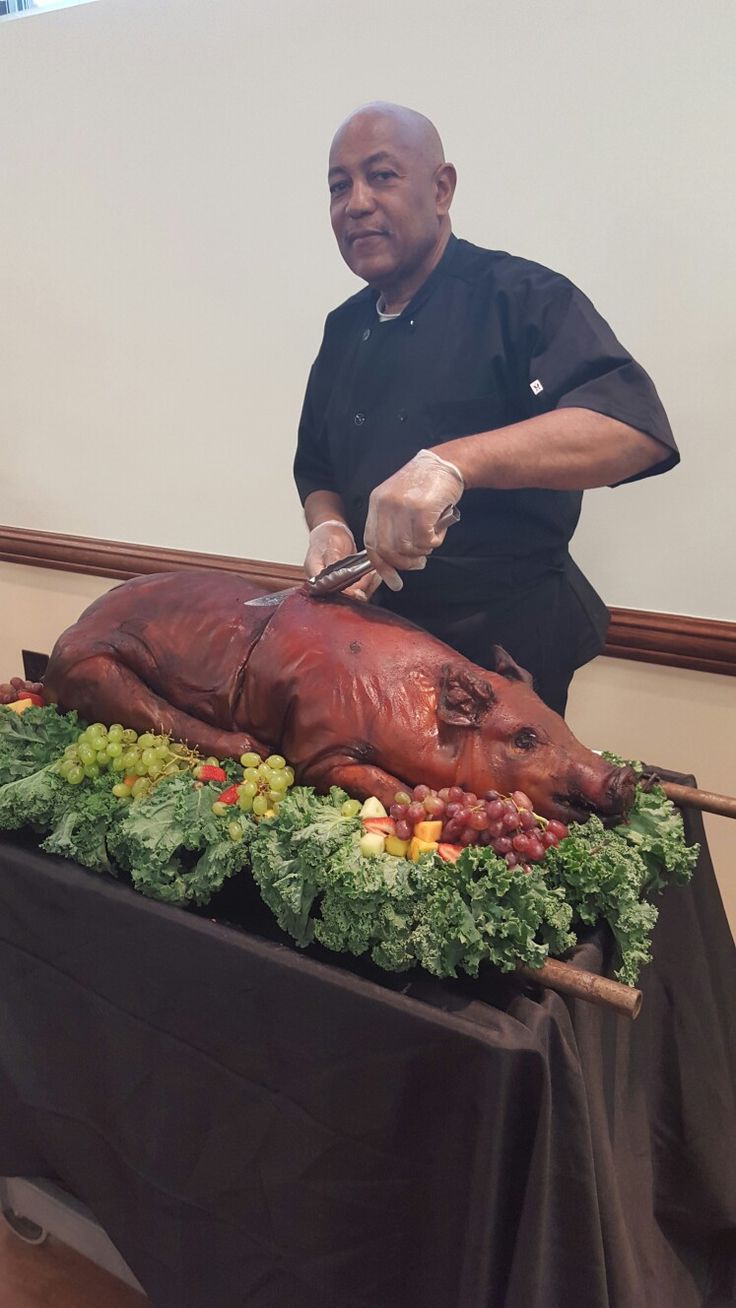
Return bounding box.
[513,729,537,751]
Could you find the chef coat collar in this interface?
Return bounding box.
[369,232,460,321]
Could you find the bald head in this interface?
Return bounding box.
[330,102,446,173]
[327,103,456,311]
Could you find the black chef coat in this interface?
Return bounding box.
[293,235,679,706]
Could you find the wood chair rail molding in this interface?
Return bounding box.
[1,525,733,677]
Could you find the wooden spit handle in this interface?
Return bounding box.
[516,958,643,1019]
[659,781,736,820]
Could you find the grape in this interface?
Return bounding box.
[468,809,489,832]
[121,729,138,745]
[90,723,108,736]
[390,803,408,822]
[511,790,533,811]
[341,799,362,818]
[395,820,412,841]
[243,767,259,782]
[240,752,261,768]
[494,836,513,855]
[505,852,519,868]
[423,795,446,818]
[406,802,425,825]
[105,741,123,759]
[542,830,559,848]
[95,752,110,770]
[154,743,169,759]
[131,777,150,798]
[122,749,139,770]
[487,821,504,840]
[447,787,464,804]
[519,810,537,830]
[437,788,451,802]
[108,725,124,743]
[241,780,258,799]
[257,763,271,779]
[78,742,96,766]
[512,833,531,854]
[502,810,520,831]
[237,792,253,813]
[413,784,430,801]
[459,827,478,846]
[140,748,156,768]
[83,763,101,779]
[284,767,295,785]
[484,789,500,802]
[464,793,478,807]
[67,765,84,785]
[445,802,463,820]
[442,819,461,842]
[267,790,281,806]
[478,830,492,846]
[211,801,229,816]
[266,754,286,770]
[113,782,132,798]
[228,821,244,843]
[252,795,269,817]
[527,839,545,862]
[147,762,163,780]
[269,772,289,793]
[111,756,127,773]
[546,820,570,841]
[394,790,412,806]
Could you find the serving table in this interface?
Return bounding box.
[0,770,734,1308]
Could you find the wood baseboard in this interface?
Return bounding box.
[0,525,733,677]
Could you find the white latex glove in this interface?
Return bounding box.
[303,519,381,603]
[363,449,464,591]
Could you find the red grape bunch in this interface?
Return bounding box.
[389,784,570,872]
[0,676,44,705]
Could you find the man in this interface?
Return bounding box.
[294,103,678,714]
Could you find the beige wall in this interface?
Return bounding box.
[2,560,733,938]
[1,0,734,620]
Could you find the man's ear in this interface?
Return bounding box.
[489,645,534,688]
[435,162,457,215]
[438,664,495,728]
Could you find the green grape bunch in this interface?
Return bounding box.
[55,723,200,801]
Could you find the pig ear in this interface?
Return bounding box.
[489,644,534,688]
[438,664,495,728]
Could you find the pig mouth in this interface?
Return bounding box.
[551,793,599,825]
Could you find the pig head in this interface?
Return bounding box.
[43,569,635,824]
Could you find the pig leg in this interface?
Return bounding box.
[47,654,272,761]
[302,757,405,807]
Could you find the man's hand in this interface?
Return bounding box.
[363,449,464,591]
[303,518,381,603]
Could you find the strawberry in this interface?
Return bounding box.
[219,784,240,805]
[198,764,228,783]
[437,843,464,865]
[362,815,396,837]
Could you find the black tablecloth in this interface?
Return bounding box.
[0,775,734,1308]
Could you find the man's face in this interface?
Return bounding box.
[328,113,451,295]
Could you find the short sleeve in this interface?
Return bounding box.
[515,267,679,485]
[293,344,338,506]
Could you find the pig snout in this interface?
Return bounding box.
[554,762,637,825]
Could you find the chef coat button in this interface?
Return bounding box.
[361,328,371,341]
[409,319,415,328]
[353,412,366,426]
[398,410,407,422]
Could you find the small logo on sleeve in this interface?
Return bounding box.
[530,379,544,395]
